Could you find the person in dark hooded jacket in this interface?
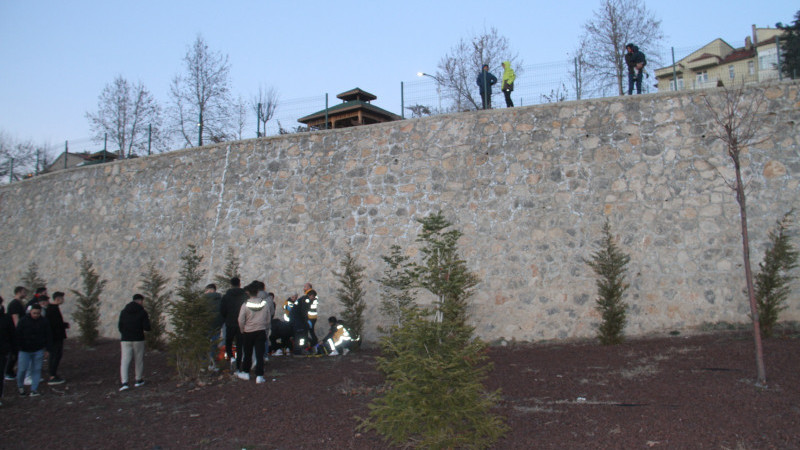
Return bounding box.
[476,64,498,109]
[118,294,151,391]
[625,43,647,95]
[219,277,247,371]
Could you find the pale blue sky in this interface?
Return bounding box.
[0,0,796,151]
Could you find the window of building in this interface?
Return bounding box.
[669,77,684,91]
[729,65,735,80]
[696,71,708,83]
[748,61,755,75]
[758,48,778,71]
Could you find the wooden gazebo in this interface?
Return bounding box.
[298,88,401,129]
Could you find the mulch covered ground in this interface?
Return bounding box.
[2,329,799,449]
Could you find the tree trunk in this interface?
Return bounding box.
[734,157,767,386]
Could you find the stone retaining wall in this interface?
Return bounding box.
[1,82,799,343]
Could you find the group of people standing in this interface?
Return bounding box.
[475,42,648,109]
[209,278,353,385]
[0,286,69,403]
[476,61,517,110]
[116,277,354,391]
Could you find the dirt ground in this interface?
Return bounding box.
[2,328,799,449]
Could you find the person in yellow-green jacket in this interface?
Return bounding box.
[501,61,516,108]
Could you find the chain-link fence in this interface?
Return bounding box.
[6,38,794,184]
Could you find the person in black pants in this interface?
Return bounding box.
[46,291,69,385]
[0,297,15,404]
[219,277,247,371]
[4,286,27,381]
[290,289,314,355]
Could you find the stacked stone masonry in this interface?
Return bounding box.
[1,82,799,343]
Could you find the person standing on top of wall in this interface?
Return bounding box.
[501,61,516,108]
[476,64,498,110]
[625,43,647,95]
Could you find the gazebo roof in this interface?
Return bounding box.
[297,87,400,127]
[336,87,377,102]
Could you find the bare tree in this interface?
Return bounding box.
[569,44,588,100]
[233,96,248,141]
[86,76,165,158]
[541,82,570,103]
[169,35,232,148]
[0,132,43,181]
[579,0,663,96]
[252,86,279,137]
[702,84,768,386]
[435,27,521,111]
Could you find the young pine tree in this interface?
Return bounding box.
[755,212,798,337]
[585,220,631,345]
[363,212,507,449]
[70,256,108,347]
[168,245,215,380]
[213,247,241,291]
[377,244,416,331]
[140,261,171,350]
[21,262,47,294]
[333,251,366,347]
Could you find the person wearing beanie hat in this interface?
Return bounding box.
[476,64,498,109]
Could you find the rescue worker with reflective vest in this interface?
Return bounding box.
[316,316,353,356]
[289,290,313,355]
[270,294,296,355]
[297,283,319,347]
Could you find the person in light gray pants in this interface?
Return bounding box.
[118,294,150,391]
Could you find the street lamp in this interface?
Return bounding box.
[417,72,442,113]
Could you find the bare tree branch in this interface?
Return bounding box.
[86,76,165,158]
[168,35,233,148]
[252,86,279,137]
[579,0,664,96]
[702,84,769,386]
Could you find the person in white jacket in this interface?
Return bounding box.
[236,282,273,383]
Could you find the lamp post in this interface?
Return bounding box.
[417,72,442,113]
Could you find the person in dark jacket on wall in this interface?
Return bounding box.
[625,43,647,95]
[476,64,498,110]
[118,294,151,391]
[219,277,248,371]
[46,291,69,385]
[16,303,51,397]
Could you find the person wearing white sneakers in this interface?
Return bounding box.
[118,294,151,392]
[236,282,273,384]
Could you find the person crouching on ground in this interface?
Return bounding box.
[15,303,51,397]
[315,316,353,356]
[118,294,151,391]
[236,282,270,384]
